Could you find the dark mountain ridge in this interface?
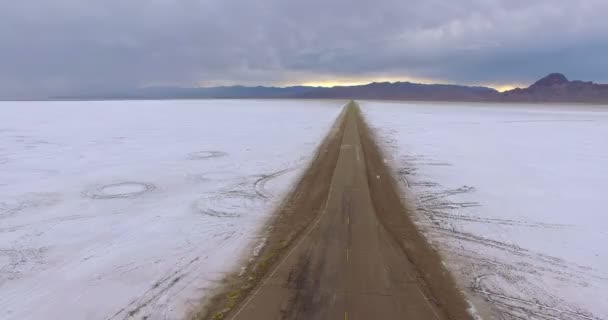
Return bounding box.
[501,73,608,103]
[55,73,608,104]
[293,81,498,101]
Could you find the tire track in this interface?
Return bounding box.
[192,167,297,218]
[368,112,608,320]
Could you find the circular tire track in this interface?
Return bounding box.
[192,195,256,218]
[187,150,227,160]
[187,171,242,183]
[253,167,296,200]
[84,182,156,199]
[191,167,296,219]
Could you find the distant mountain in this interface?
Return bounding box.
[291,82,498,101]
[59,85,327,100]
[501,73,608,103]
[56,82,497,101]
[56,73,608,104]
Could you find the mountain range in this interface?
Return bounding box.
[501,73,608,103]
[57,73,608,104]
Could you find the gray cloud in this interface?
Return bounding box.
[1,0,607,98]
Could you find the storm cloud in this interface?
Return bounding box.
[1,0,607,98]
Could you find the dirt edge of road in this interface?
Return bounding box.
[192,104,348,320]
[354,103,471,319]
[194,101,471,320]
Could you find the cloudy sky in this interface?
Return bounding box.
[2,0,608,98]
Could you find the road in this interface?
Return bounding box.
[226,103,465,320]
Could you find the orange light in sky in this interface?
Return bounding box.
[200,76,526,92]
[490,84,524,92]
[294,75,434,88]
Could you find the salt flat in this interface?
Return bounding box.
[362,101,608,320]
[0,100,343,320]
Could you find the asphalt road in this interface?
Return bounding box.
[228,104,454,320]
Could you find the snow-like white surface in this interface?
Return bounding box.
[0,100,343,320]
[362,101,608,320]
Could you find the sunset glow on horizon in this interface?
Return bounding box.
[292,78,526,92]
